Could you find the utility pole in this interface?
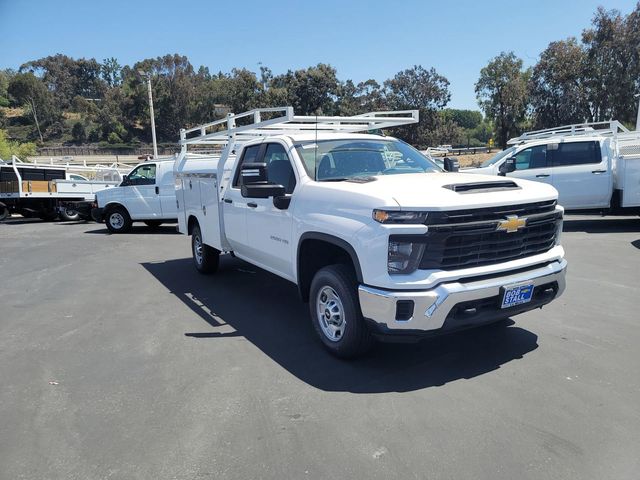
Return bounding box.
[138,70,158,158]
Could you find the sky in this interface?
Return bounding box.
[0,0,637,110]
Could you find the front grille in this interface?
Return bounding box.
[424,200,557,226]
[415,202,560,270]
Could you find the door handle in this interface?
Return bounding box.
[155,186,159,194]
[536,174,550,178]
[223,198,232,204]
[247,202,258,208]
[592,170,606,174]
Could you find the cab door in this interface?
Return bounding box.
[549,140,611,209]
[506,144,553,186]
[244,142,297,280]
[125,163,161,219]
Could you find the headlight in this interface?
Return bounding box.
[373,209,428,224]
[388,240,426,274]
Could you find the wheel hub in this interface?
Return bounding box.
[316,286,346,342]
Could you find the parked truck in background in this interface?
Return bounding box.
[0,156,126,221]
[463,121,640,215]
[174,107,567,358]
[91,157,178,232]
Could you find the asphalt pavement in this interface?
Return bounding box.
[0,215,639,479]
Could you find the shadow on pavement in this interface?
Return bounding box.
[563,217,640,233]
[85,225,178,235]
[142,256,539,393]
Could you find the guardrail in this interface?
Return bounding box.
[447,147,492,155]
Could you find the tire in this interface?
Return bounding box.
[59,208,81,222]
[191,224,219,274]
[144,220,163,228]
[105,206,132,233]
[309,264,374,359]
[0,205,8,221]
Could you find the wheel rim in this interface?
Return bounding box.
[316,286,346,342]
[109,212,124,229]
[193,234,203,265]
[65,208,77,218]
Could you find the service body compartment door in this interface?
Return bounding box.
[199,176,222,250]
[182,175,201,227]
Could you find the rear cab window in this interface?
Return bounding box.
[550,141,602,166]
[232,144,262,188]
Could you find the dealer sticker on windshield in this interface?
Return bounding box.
[501,283,534,309]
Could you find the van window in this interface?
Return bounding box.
[233,144,262,187]
[512,145,548,170]
[127,164,156,185]
[551,141,601,167]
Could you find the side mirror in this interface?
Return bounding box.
[121,175,129,186]
[443,157,459,172]
[241,163,268,185]
[499,157,516,176]
[241,183,285,199]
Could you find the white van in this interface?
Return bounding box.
[93,157,178,233]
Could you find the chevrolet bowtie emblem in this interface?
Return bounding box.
[497,215,527,233]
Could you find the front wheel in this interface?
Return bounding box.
[309,264,374,359]
[191,224,219,274]
[105,207,132,233]
[0,204,9,221]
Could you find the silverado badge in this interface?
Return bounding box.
[497,215,527,233]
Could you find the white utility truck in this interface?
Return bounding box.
[0,156,126,221]
[92,157,178,232]
[463,121,640,214]
[174,107,567,358]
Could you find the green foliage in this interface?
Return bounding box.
[0,129,37,159]
[475,52,529,148]
[71,121,86,144]
[107,131,122,144]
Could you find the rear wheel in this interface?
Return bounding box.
[309,264,374,359]
[144,220,163,228]
[191,224,219,274]
[59,208,80,221]
[105,206,132,233]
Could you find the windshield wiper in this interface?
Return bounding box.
[319,177,349,182]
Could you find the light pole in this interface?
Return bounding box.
[635,93,640,132]
[138,70,158,158]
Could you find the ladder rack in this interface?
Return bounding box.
[507,120,630,145]
[179,107,419,151]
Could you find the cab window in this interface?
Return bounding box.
[264,143,296,194]
[127,164,156,185]
[233,144,262,188]
[550,141,601,167]
[512,145,548,170]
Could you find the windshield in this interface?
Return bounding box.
[480,146,516,167]
[294,139,442,181]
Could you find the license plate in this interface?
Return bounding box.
[501,283,534,309]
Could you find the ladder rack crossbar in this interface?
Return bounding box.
[508,120,630,145]
[179,107,419,148]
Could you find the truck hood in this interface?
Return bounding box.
[333,172,558,210]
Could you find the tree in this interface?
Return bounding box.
[101,57,122,87]
[383,65,451,148]
[475,52,529,148]
[581,6,638,123]
[442,109,483,130]
[7,72,60,142]
[0,129,37,159]
[271,64,340,115]
[529,38,589,127]
[71,122,86,144]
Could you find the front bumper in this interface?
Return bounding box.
[358,259,567,339]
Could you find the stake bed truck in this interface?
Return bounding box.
[174,108,567,358]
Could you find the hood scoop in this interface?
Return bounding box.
[442,180,521,194]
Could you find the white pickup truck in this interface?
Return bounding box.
[463,121,640,214]
[0,157,124,221]
[175,108,567,358]
[92,157,178,232]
